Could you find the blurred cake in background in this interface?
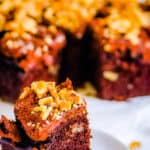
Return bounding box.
[87,0,150,100]
[0,0,150,102]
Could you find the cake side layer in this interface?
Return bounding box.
[0,113,90,150]
[40,114,90,150]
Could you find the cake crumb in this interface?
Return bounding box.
[76,82,97,96]
[19,87,31,99]
[129,141,141,150]
[72,126,84,134]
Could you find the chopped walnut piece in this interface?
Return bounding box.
[31,81,48,99]
[33,106,44,112]
[19,87,31,99]
[47,82,59,102]
[59,101,72,111]
[41,107,52,120]
[103,71,119,82]
[38,97,53,105]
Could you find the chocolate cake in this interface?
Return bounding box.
[0,79,91,149]
[87,0,150,100]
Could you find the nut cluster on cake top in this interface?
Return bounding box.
[0,0,103,36]
[19,79,85,121]
[95,0,150,44]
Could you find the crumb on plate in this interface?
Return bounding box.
[129,141,141,150]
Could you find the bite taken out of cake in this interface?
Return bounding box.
[0,79,91,150]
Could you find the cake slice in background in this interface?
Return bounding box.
[0,79,91,149]
[87,0,150,100]
[0,26,66,102]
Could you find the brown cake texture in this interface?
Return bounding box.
[0,79,91,149]
[87,0,150,100]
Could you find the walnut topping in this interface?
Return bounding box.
[103,71,119,82]
[0,0,103,35]
[19,87,31,99]
[38,97,53,105]
[20,79,84,121]
[59,101,72,111]
[100,0,150,44]
[31,81,49,99]
[41,107,52,120]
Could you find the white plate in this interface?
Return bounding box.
[0,100,127,150]
[1,96,150,149]
[91,129,126,150]
[87,96,150,150]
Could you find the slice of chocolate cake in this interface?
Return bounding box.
[0,79,91,150]
[87,0,150,100]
